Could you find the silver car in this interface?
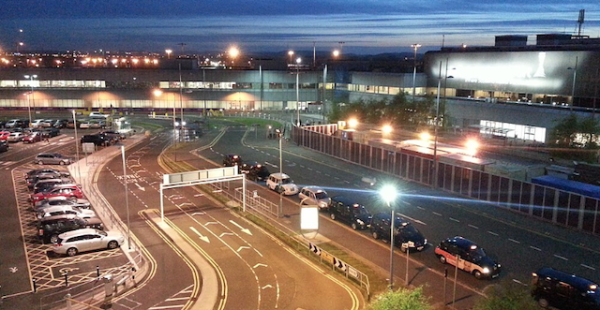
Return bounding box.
[34,197,91,211]
[34,153,72,165]
[298,186,331,210]
[52,228,123,257]
[37,205,96,220]
[7,132,24,142]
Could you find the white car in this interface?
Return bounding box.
[30,119,46,128]
[52,228,124,257]
[37,205,96,220]
[298,186,331,210]
[266,173,299,196]
[89,112,109,119]
[7,132,24,142]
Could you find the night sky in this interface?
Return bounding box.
[1,0,599,55]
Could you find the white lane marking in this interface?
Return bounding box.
[487,231,499,236]
[554,254,568,261]
[416,206,425,210]
[581,264,596,271]
[432,212,442,216]
[254,263,268,268]
[229,220,252,235]
[529,246,542,251]
[468,224,479,229]
[508,238,521,244]
[449,217,460,223]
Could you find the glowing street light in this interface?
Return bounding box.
[24,74,37,126]
[465,138,479,157]
[288,50,295,63]
[296,57,302,126]
[347,118,358,129]
[411,43,422,99]
[229,46,240,66]
[382,124,393,135]
[380,185,398,290]
[165,49,172,59]
[332,49,340,58]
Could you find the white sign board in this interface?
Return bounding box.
[82,142,95,154]
[300,206,319,230]
[163,166,238,186]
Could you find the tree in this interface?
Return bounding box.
[365,287,432,310]
[472,281,538,310]
[549,114,600,162]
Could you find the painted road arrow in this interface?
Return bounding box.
[190,227,210,243]
[229,220,252,235]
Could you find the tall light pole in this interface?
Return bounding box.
[380,185,398,290]
[121,145,131,249]
[72,110,80,182]
[288,50,294,65]
[433,60,442,189]
[296,57,302,126]
[411,44,421,99]
[165,49,172,59]
[24,74,37,126]
[569,56,578,111]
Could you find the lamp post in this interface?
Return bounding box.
[121,145,131,249]
[165,49,172,59]
[288,50,294,65]
[411,44,422,99]
[72,110,80,182]
[296,57,302,126]
[380,185,397,290]
[433,61,442,189]
[568,56,578,111]
[24,74,37,126]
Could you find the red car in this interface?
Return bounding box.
[31,184,84,204]
[23,132,44,143]
[0,131,10,141]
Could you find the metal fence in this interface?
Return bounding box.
[293,126,600,236]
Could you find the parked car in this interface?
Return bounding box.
[30,119,45,128]
[27,173,70,190]
[31,184,84,204]
[42,119,57,128]
[54,119,69,129]
[89,112,109,119]
[328,196,372,230]
[240,161,270,181]
[31,178,72,193]
[0,141,8,152]
[37,205,96,220]
[223,154,243,167]
[43,127,60,137]
[38,215,103,243]
[0,131,11,141]
[100,130,125,141]
[34,153,72,165]
[81,134,111,146]
[532,267,600,310]
[266,172,299,195]
[7,132,24,142]
[298,186,331,210]
[33,197,91,212]
[26,168,70,179]
[434,236,501,279]
[23,132,43,143]
[52,228,123,257]
[5,119,26,128]
[370,213,427,252]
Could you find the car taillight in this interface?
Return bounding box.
[38,229,43,236]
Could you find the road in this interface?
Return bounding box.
[194,122,600,308]
[97,126,362,310]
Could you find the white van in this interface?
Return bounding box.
[266,173,299,196]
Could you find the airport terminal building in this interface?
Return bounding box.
[1,33,600,143]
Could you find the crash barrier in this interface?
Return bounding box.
[293,125,600,236]
[38,254,144,310]
[307,242,370,296]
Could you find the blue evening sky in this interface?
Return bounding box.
[1,0,599,55]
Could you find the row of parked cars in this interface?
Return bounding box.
[25,167,124,257]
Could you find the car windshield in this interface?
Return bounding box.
[315,192,329,199]
[281,178,293,184]
[469,247,487,262]
[401,224,421,238]
[96,230,107,237]
[352,205,369,215]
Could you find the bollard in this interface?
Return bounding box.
[64,271,68,287]
[97,266,100,278]
[32,278,37,293]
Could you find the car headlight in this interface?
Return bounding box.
[357,219,364,225]
[319,202,327,208]
[482,267,490,274]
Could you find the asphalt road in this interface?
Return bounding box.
[97,126,362,310]
[196,123,600,309]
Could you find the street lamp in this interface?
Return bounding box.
[411,44,422,99]
[288,50,294,64]
[380,184,398,290]
[433,61,442,188]
[296,57,302,126]
[24,74,37,126]
[568,56,578,111]
[121,145,131,249]
[165,49,172,59]
[229,46,240,67]
[72,110,80,182]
